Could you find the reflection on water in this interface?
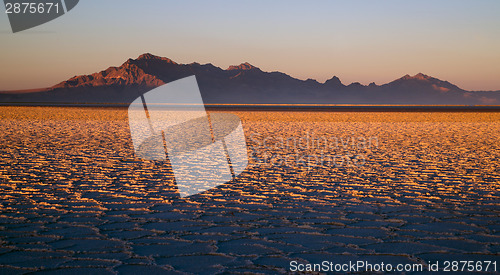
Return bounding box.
[0,107,498,273]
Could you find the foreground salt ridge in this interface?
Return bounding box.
[0,107,498,274]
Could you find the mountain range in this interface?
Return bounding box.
[1,53,499,105]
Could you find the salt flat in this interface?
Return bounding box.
[0,107,498,274]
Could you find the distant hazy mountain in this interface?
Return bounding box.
[1,53,499,105]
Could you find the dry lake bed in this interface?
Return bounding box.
[0,107,498,274]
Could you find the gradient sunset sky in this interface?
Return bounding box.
[1,0,499,91]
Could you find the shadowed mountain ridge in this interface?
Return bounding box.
[1,53,499,105]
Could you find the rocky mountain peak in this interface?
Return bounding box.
[324,76,343,87]
[227,62,258,71]
[136,53,177,64]
[401,73,432,81]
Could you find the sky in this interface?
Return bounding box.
[0,0,499,91]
